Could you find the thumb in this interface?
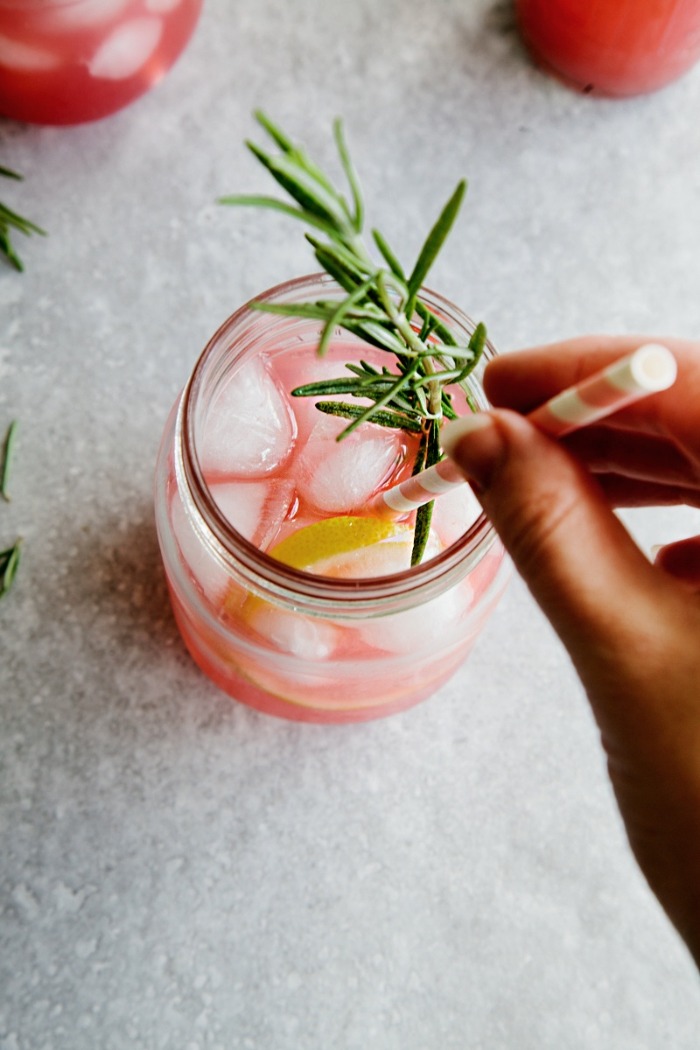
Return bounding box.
[654,535,700,588]
[441,410,666,663]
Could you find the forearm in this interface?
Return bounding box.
[443,403,700,967]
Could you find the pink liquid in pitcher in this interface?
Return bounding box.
[0,0,203,124]
[516,0,700,97]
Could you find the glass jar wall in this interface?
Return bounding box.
[154,274,510,723]
[0,0,203,124]
[516,0,700,97]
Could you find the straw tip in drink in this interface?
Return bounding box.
[632,343,678,391]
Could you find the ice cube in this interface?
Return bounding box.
[282,355,368,444]
[200,358,296,479]
[247,604,339,661]
[170,491,228,604]
[146,0,182,11]
[295,415,401,515]
[358,580,472,655]
[210,477,294,548]
[88,17,162,79]
[429,482,482,548]
[43,0,131,31]
[0,33,61,70]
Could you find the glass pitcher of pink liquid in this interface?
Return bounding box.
[516,0,700,97]
[0,0,203,124]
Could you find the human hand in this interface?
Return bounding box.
[442,335,700,964]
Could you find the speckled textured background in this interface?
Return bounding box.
[2,1,700,1047]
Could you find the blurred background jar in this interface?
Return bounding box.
[0,0,203,124]
[516,0,700,97]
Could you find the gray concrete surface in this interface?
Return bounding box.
[2,1,699,1047]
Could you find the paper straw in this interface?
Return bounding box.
[527,342,677,437]
[370,343,677,518]
[378,455,467,516]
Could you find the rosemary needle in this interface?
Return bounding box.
[1,421,21,599]
[220,113,487,565]
[0,167,46,272]
[1,419,17,502]
[0,538,21,599]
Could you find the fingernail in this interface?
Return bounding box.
[441,413,504,489]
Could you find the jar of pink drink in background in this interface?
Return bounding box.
[154,274,510,724]
[515,0,700,97]
[0,0,203,124]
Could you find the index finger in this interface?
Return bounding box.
[485,335,700,439]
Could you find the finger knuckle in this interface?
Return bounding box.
[501,487,581,579]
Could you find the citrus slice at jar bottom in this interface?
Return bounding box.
[238,516,415,667]
[268,515,416,578]
[228,515,449,713]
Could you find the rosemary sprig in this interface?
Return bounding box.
[0,166,46,271]
[220,113,487,564]
[313,401,424,433]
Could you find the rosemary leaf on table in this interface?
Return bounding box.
[1,419,18,502]
[0,167,46,271]
[0,421,21,599]
[0,538,21,599]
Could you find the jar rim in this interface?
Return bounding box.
[180,273,498,609]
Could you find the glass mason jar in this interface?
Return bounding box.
[516,0,700,97]
[0,0,203,125]
[154,274,510,724]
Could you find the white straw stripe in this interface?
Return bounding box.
[383,488,421,513]
[419,469,462,495]
[613,342,678,393]
[540,387,595,426]
[602,343,677,394]
[604,358,649,395]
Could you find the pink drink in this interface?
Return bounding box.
[516,0,700,97]
[154,275,510,723]
[0,0,202,125]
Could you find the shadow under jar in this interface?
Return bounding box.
[154,274,510,724]
[0,0,203,124]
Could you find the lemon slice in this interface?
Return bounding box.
[234,516,441,705]
[268,515,416,578]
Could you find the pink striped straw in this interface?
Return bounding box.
[526,342,677,436]
[371,343,677,518]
